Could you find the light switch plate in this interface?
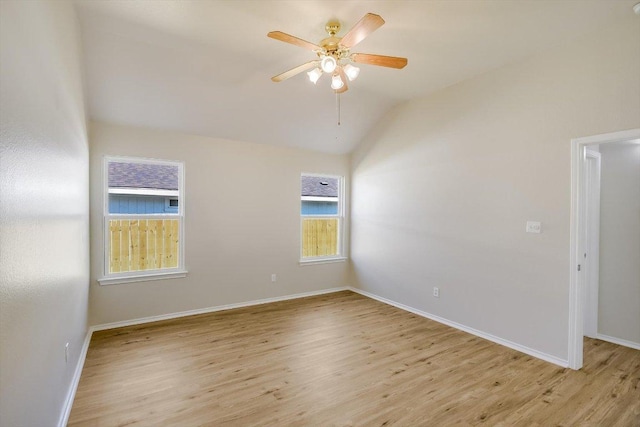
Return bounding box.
[526,221,542,233]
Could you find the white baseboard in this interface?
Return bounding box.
[348,287,569,368]
[58,327,93,427]
[92,287,349,332]
[596,333,640,350]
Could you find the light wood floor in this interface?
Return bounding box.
[69,291,640,426]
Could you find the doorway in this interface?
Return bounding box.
[582,149,600,339]
[569,128,640,370]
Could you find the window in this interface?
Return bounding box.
[99,156,186,284]
[300,174,345,263]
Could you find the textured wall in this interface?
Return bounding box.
[0,1,89,426]
[350,15,640,362]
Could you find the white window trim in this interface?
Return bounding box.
[299,256,347,266]
[108,188,179,197]
[299,173,346,263]
[301,196,338,203]
[98,271,188,286]
[99,155,187,285]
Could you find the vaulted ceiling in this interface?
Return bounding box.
[75,0,637,154]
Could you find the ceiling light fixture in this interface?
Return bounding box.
[343,63,360,81]
[331,74,344,90]
[320,56,337,73]
[307,67,322,84]
[634,2,640,14]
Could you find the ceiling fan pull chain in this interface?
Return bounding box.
[336,92,341,126]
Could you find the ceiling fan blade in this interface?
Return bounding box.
[268,31,323,51]
[271,61,318,82]
[339,13,385,49]
[351,53,407,69]
[335,68,348,94]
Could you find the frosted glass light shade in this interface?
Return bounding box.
[307,68,322,84]
[331,74,344,90]
[343,64,360,81]
[320,56,337,73]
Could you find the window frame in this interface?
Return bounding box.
[299,173,347,265]
[98,155,187,285]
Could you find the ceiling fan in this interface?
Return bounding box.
[268,13,407,93]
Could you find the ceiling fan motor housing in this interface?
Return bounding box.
[321,20,350,59]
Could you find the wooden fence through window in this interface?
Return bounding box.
[302,218,338,257]
[109,219,179,273]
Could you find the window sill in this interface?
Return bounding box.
[299,257,347,266]
[98,270,188,286]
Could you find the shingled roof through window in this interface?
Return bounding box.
[108,162,178,190]
[301,176,338,198]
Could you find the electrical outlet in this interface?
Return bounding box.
[271,274,277,283]
[65,342,69,363]
[526,221,542,233]
[433,287,439,298]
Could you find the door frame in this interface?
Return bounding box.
[582,149,600,339]
[568,128,640,370]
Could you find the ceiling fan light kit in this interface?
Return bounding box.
[331,74,345,90]
[268,13,407,93]
[320,56,337,73]
[343,63,360,81]
[307,67,323,84]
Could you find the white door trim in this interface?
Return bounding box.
[583,150,600,339]
[569,128,640,370]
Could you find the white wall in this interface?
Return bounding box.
[350,15,640,362]
[0,1,89,426]
[89,122,350,326]
[598,142,640,344]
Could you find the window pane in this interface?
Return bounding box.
[301,200,338,215]
[108,219,179,273]
[108,161,179,214]
[302,218,338,257]
[300,175,339,216]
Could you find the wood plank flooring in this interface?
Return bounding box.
[68,291,640,426]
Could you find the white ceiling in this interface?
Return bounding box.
[75,0,637,154]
